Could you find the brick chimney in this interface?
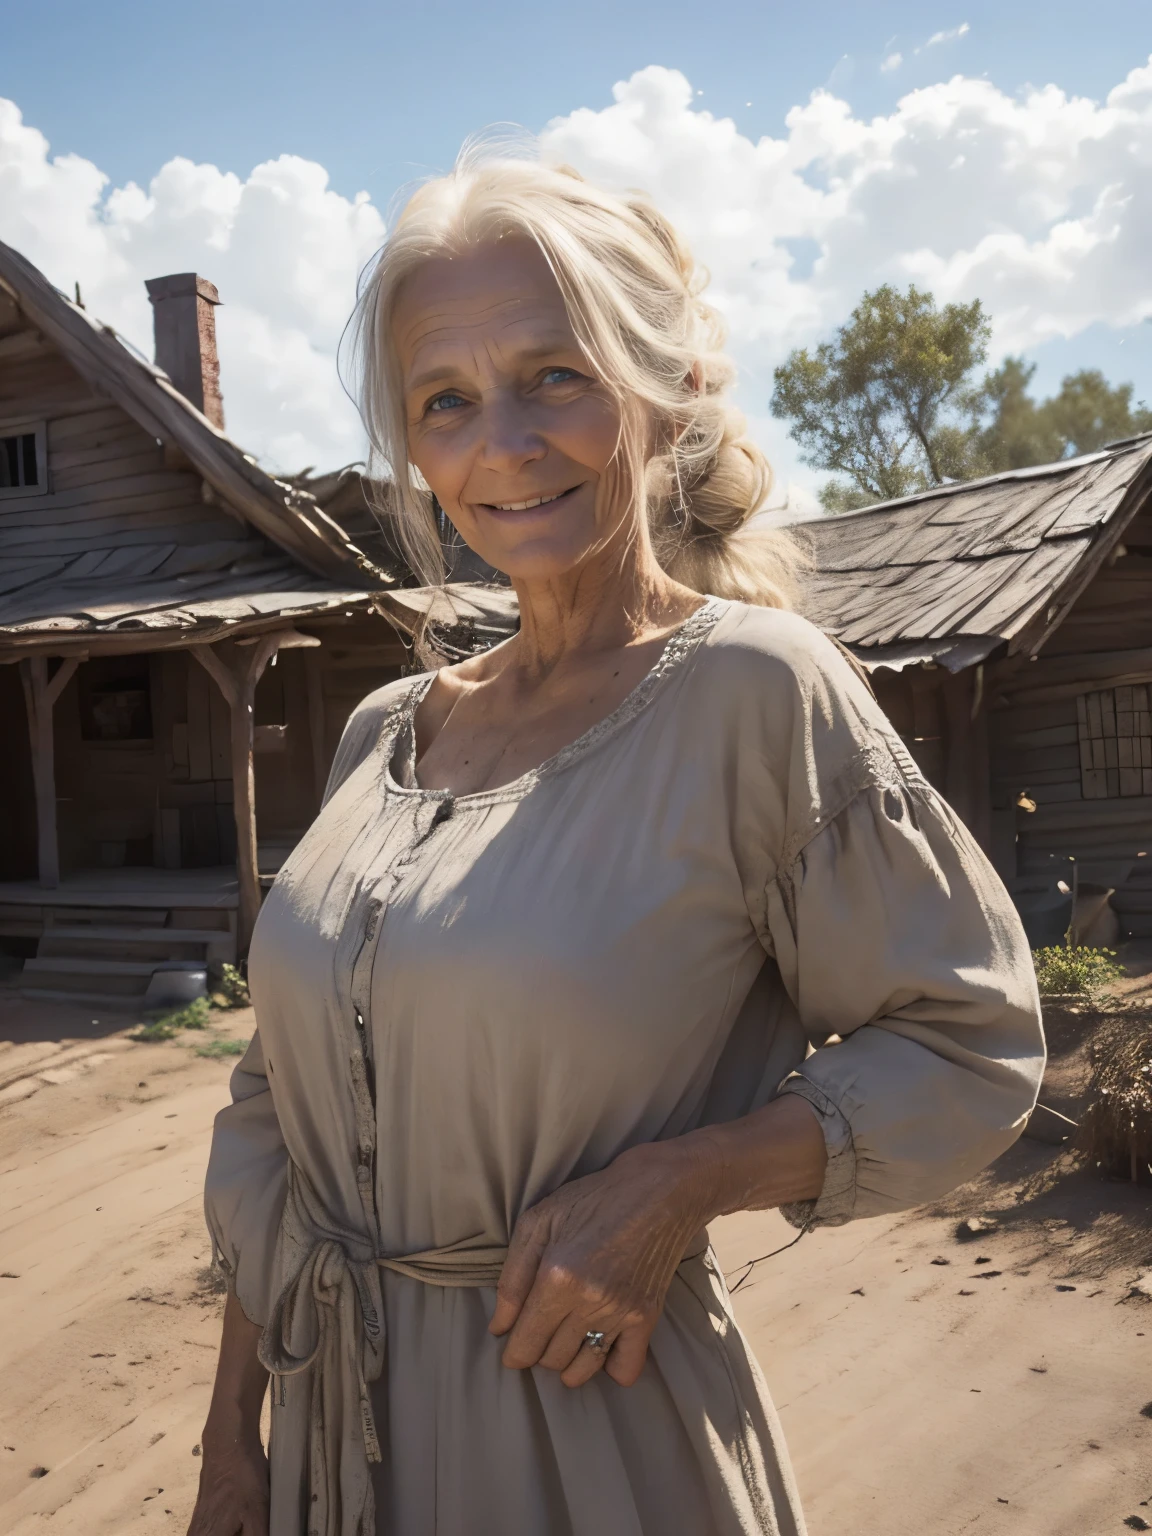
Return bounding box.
[145,273,225,429]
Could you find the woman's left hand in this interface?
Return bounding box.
[488,1137,719,1389]
[488,1096,827,1389]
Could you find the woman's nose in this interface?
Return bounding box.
[475,396,547,473]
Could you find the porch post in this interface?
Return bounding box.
[19,655,81,890]
[191,631,320,953]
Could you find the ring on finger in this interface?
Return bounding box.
[582,1330,608,1354]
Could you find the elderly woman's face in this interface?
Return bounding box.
[394,240,627,581]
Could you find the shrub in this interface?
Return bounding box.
[1032,945,1123,1003]
[209,963,250,1010]
[130,1018,179,1042]
[164,996,211,1030]
[195,1036,249,1060]
[130,996,210,1041]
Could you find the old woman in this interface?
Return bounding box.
[187,150,1044,1536]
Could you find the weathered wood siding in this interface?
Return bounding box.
[0,350,262,576]
[0,317,407,882]
[872,669,946,791]
[987,506,1152,935]
[36,622,405,878]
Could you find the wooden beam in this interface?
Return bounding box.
[190,644,238,709]
[235,628,321,654]
[191,631,318,953]
[44,656,81,709]
[18,656,77,889]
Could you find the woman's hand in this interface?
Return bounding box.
[489,1095,827,1390]
[489,1136,719,1388]
[186,1291,271,1535]
[186,1438,269,1536]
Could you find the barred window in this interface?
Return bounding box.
[1078,685,1152,799]
[0,423,47,497]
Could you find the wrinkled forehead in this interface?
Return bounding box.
[391,240,583,383]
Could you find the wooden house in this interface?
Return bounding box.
[798,436,1152,942]
[0,240,428,1005]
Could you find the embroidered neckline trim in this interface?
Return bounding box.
[379,595,727,807]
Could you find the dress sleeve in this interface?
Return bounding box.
[204,1028,288,1326]
[765,761,1045,1231]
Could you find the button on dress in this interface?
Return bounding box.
[204,598,1045,1536]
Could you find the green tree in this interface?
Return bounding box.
[773,285,1152,511]
[970,358,1065,471]
[978,363,1152,469]
[770,284,990,511]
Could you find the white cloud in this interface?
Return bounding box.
[925,22,970,47]
[0,99,384,471]
[541,60,1152,494]
[881,52,904,73]
[3,54,1152,500]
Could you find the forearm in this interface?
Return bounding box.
[202,1290,269,1454]
[630,1095,828,1231]
[695,1094,828,1216]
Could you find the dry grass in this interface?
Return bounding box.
[1075,1009,1152,1187]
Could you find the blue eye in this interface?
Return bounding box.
[542,368,578,385]
[428,392,466,413]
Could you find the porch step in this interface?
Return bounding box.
[25,958,207,976]
[37,926,233,964]
[22,957,205,999]
[15,987,153,1012]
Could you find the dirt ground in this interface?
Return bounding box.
[1,994,1150,1536]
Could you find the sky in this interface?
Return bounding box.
[3,0,1152,511]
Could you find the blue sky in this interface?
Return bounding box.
[6,0,1150,197]
[3,1,1151,500]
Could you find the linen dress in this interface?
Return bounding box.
[205,597,1045,1536]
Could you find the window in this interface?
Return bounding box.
[0,421,47,498]
[1078,685,1152,799]
[79,657,154,742]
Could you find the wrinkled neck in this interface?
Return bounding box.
[508,520,687,679]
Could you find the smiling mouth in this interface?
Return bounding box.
[484,486,579,513]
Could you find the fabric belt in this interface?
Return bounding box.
[258,1164,509,1536]
[259,1163,708,1536]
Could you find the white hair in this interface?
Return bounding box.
[349,142,801,608]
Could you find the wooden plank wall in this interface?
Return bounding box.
[305,615,408,779]
[870,668,946,791]
[988,507,1152,936]
[45,660,160,871]
[0,328,250,577]
[159,651,235,869]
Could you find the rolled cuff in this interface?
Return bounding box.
[777,1076,857,1229]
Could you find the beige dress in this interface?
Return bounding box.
[205,599,1044,1536]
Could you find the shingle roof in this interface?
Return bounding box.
[0,240,398,652]
[795,435,1152,670]
[0,237,389,587]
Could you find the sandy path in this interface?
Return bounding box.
[1,1000,1150,1535]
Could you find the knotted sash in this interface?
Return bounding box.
[258,1163,508,1536]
